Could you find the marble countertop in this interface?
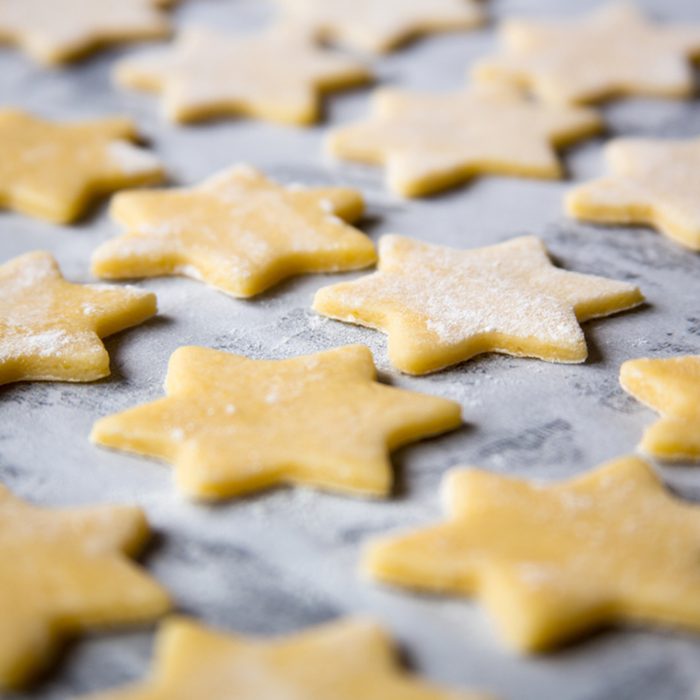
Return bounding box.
[3,1,700,698]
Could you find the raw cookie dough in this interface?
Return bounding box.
[0,251,157,385]
[91,165,376,298]
[0,483,170,689]
[80,617,491,700]
[91,344,461,500]
[567,137,700,251]
[364,456,700,652]
[113,26,372,125]
[0,109,164,224]
[473,3,700,105]
[620,355,700,461]
[0,0,175,66]
[313,235,643,375]
[275,0,484,55]
[326,84,601,197]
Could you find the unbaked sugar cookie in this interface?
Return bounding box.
[365,457,700,651]
[92,165,376,298]
[313,235,643,374]
[0,251,156,385]
[0,483,169,689]
[327,84,601,197]
[91,344,461,499]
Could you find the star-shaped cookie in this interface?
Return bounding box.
[276,0,485,54]
[91,344,461,500]
[113,26,372,125]
[473,3,700,105]
[313,235,643,375]
[0,483,170,690]
[0,251,157,385]
[364,456,700,652]
[621,355,700,461]
[91,165,377,298]
[567,137,700,251]
[0,109,165,224]
[326,84,601,197]
[0,0,175,66]
[81,617,490,700]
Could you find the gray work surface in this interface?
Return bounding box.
[3,1,700,699]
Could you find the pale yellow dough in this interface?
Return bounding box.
[365,456,700,652]
[92,165,376,298]
[0,109,164,224]
[621,355,700,461]
[275,0,484,54]
[473,3,700,105]
[0,483,170,690]
[0,251,157,385]
[0,0,175,65]
[91,344,461,500]
[326,84,601,197]
[81,617,492,700]
[567,137,700,251]
[114,26,372,125]
[313,235,643,375]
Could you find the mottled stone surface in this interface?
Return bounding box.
[2,1,700,699]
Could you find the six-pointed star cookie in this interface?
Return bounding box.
[91,344,461,500]
[0,251,157,385]
[276,0,484,54]
[81,617,490,700]
[567,137,700,251]
[0,483,170,689]
[0,109,164,224]
[313,235,643,375]
[473,3,700,105]
[621,355,700,461]
[364,456,700,652]
[326,84,601,197]
[0,0,175,66]
[113,26,372,125]
[91,165,376,298]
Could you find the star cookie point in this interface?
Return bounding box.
[0,109,164,224]
[0,0,175,65]
[90,343,461,500]
[91,165,376,298]
[79,616,490,700]
[0,484,170,689]
[567,137,700,250]
[327,85,601,197]
[621,355,700,461]
[275,0,485,55]
[313,234,643,374]
[113,26,373,125]
[0,250,157,385]
[473,3,700,105]
[365,456,700,652]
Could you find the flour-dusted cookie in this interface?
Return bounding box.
[0,483,170,689]
[275,0,484,54]
[326,84,601,197]
[567,137,700,251]
[0,0,176,66]
[92,165,376,298]
[621,356,700,461]
[313,235,643,375]
[473,3,700,105]
[0,251,157,385]
[114,26,372,125]
[91,345,461,500]
[0,110,164,224]
[365,456,700,652]
[81,617,492,700]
